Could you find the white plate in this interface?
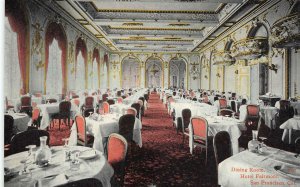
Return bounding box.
[274,165,300,179]
[78,150,97,160]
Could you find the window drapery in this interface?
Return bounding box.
[46,39,63,95]
[4,17,22,99]
[5,1,28,94]
[45,22,67,94]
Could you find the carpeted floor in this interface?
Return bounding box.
[48,93,218,186]
[124,93,218,187]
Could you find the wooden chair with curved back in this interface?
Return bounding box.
[103,102,110,114]
[127,107,137,117]
[219,98,228,110]
[107,133,128,187]
[56,178,103,187]
[219,109,234,117]
[181,108,192,146]
[190,116,209,165]
[9,130,50,155]
[131,103,141,120]
[107,99,115,105]
[52,101,72,130]
[75,115,94,147]
[20,96,32,116]
[213,131,232,171]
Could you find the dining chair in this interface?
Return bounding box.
[103,102,110,114]
[127,107,137,117]
[20,96,32,116]
[118,114,135,143]
[219,109,234,117]
[9,130,49,155]
[131,103,141,120]
[52,101,71,130]
[4,115,14,145]
[121,95,127,99]
[107,99,115,105]
[190,116,209,165]
[31,107,41,128]
[46,98,57,104]
[75,115,94,147]
[57,178,103,187]
[181,108,192,146]
[137,99,144,118]
[117,97,123,103]
[82,96,94,114]
[107,133,128,187]
[144,94,149,102]
[102,93,109,102]
[73,99,80,107]
[219,98,228,110]
[5,97,14,112]
[213,131,232,171]
[275,100,294,128]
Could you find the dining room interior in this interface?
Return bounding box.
[3,0,300,186]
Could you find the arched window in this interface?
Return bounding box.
[45,22,67,95]
[5,1,28,98]
[75,38,87,91]
[4,17,22,99]
[76,51,85,91]
[46,40,62,94]
[92,48,100,89]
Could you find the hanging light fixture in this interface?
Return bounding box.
[190,62,200,80]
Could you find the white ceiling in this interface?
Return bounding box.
[56,0,250,52]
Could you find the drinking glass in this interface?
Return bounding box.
[62,138,71,161]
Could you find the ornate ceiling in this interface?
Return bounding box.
[56,0,253,52]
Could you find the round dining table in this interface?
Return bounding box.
[4,146,114,187]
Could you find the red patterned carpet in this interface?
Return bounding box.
[124,93,218,187]
[48,93,218,186]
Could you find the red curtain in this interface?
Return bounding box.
[93,48,100,63]
[45,22,67,94]
[5,1,28,92]
[75,38,87,76]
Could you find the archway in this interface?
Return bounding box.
[121,56,140,89]
[145,57,164,88]
[169,57,187,89]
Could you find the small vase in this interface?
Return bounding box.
[35,136,52,167]
[248,130,260,153]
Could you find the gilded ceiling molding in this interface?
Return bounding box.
[108,26,204,32]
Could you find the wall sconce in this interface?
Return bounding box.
[268,64,278,73]
[204,75,208,79]
[235,70,238,74]
[216,73,221,78]
[190,62,200,80]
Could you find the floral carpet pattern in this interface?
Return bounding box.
[48,94,218,186]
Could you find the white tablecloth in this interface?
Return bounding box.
[38,103,80,129]
[189,116,245,155]
[4,146,114,187]
[280,117,300,144]
[260,107,279,129]
[8,113,31,134]
[218,147,300,187]
[170,101,218,120]
[69,113,142,152]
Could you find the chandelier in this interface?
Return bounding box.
[271,13,300,49]
[190,62,200,80]
[231,37,269,60]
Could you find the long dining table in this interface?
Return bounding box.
[4,146,114,187]
[218,146,300,187]
[68,113,142,152]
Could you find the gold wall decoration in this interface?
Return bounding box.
[68,41,74,64]
[168,23,190,27]
[35,61,45,71]
[122,22,144,26]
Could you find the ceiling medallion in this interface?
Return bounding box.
[122,22,144,26]
[168,23,190,27]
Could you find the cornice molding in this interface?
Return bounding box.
[34,0,111,52]
[197,0,282,53]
